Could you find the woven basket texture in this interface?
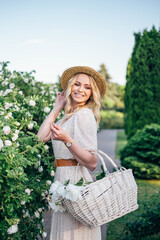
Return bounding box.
[63,153,138,228]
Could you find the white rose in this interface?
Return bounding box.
[29,100,36,106]
[26,111,31,116]
[15,130,19,134]
[5,140,12,146]
[3,126,11,135]
[56,185,66,198]
[18,91,23,95]
[28,123,33,130]
[42,232,47,238]
[17,142,20,147]
[25,188,31,195]
[49,181,63,194]
[21,201,26,205]
[5,112,12,119]
[34,211,40,218]
[4,102,12,109]
[41,90,45,95]
[8,112,12,118]
[0,90,3,96]
[2,81,8,86]
[44,145,49,150]
[4,89,12,95]
[9,83,15,89]
[0,139,4,150]
[0,111,4,115]
[44,107,50,113]
[65,184,84,202]
[38,208,42,212]
[16,122,20,126]
[12,134,18,142]
[46,180,52,185]
[50,170,55,177]
[23,211,30,218]
[14,105,20,111]
[7,224,18,234]
[24,78,29,83]
[38,166,43,172]
[2,82,5,86]
[38,160,41,166]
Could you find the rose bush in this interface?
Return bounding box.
[0,62,63,239]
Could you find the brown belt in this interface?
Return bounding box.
[54,159,78,168]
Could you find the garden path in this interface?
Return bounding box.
[41,129,122,240]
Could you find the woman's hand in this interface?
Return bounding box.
[50,124,97,171]
[54,91,67,111]
[50,123,71,143]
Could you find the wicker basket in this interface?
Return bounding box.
[63,150,139,228]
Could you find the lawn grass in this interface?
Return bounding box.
[106,130,160,240]
[106,179,160,240]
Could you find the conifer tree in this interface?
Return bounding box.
[124,26,160,139]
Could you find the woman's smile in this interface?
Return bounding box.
[74,92,84,98]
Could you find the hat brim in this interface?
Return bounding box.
[60,66,106,97]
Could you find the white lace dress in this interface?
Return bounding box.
[50,108,101,240]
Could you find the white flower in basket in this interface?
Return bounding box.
[65,184,84,202]
[48,150,139,228]
[48,179,85,212]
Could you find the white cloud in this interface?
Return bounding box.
[26,39,45,44]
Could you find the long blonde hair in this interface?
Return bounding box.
[64,73,101,126]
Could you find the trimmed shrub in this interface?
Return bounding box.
[120,124,160,179]
[99,110,124,129]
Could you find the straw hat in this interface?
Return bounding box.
[61,66,106,97]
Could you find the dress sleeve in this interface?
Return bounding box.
[73,108,97,151]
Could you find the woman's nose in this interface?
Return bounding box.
[78,85,84,92]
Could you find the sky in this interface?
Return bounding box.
[0,0,159,86]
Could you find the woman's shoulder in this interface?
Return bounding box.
[76,107,93,114]
[75,107,94,118]
[75,108,96,125]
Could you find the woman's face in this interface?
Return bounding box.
[71,74,92,107]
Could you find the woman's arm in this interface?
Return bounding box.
[51,123,97,171]
[37,92,66,142]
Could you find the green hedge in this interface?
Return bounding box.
[99,110,124,129]
[120,124,160,179]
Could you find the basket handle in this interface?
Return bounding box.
[91,149,118,174]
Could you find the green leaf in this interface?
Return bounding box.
[75,177,84,186]
[64,179,70,186]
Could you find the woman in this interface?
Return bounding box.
[37,66,106,240]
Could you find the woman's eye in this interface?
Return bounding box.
[86,87,91,90]
[74,83,79,86]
